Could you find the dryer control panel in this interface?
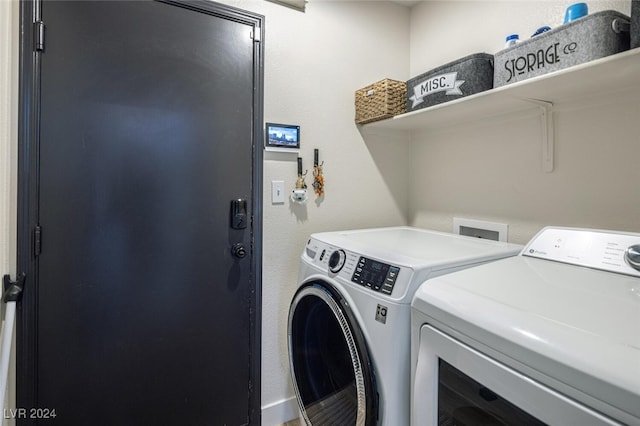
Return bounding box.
[524,227,640,277]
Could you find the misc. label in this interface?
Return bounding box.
[409,72,465,107]
[502,41,578,83]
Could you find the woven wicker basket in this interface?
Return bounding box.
[355,79,406,124]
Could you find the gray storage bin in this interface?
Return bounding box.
[494,10,630,88]
[632,0,639,49]
[406,53,494,112]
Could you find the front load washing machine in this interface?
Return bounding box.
[411,227,640,426]
[287,226,522,425]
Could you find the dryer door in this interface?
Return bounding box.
[288,282,377,426]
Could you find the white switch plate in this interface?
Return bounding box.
[272,181,285,204]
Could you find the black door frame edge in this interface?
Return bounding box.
[16,1,264,424]
[16,0,42,419]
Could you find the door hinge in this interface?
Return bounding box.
[34,21,45,52]
[251,26,261,42]
[34,225,42,257]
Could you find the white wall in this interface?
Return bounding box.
[0,0,18,424]
[406,0,639,244]
[0,0,17,269]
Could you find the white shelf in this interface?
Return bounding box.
[361,48,640,133]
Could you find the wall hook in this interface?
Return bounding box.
[292,157,308,203]
[312,148,325,197]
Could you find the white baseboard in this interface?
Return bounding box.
[262,396,300,426]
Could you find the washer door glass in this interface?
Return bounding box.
[288,283,377,426]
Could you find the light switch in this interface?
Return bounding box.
[271,181,285,204]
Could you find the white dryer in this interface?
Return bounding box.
[411,227,640,426]
[287,226,522,425]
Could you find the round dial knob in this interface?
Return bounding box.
[625,244,640,271]
[328,250,346,273]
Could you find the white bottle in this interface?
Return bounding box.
[504,34,520,48]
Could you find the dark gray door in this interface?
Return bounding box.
[17,1,263,425]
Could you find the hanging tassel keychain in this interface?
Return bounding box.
[291,157,308,203]
[312,149,324,197]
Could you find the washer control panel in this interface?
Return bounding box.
[524,227,640,277]
[304,238,405,297]
[351,257,400,295]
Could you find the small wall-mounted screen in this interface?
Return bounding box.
[266,123,300,149]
